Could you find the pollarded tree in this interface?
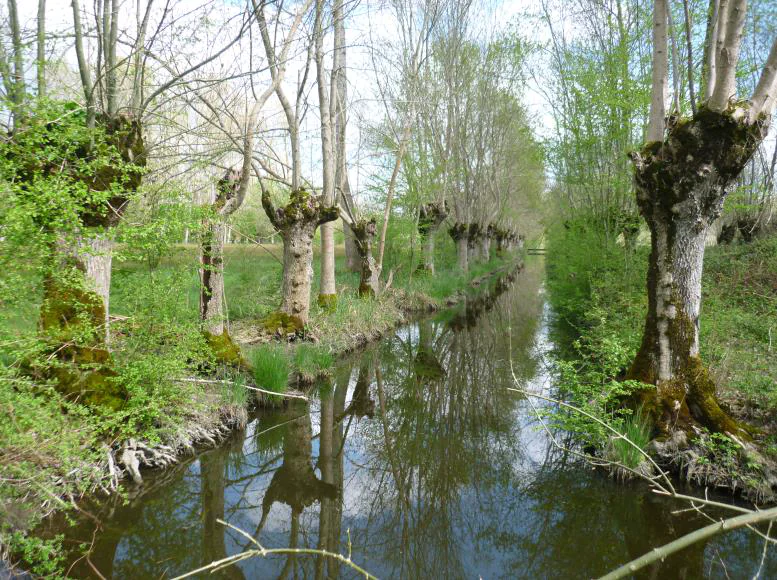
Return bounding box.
[199,169,244,337]
[263,189,339,326]
[254,0,335,327]
[626,0,777,435]
[196,0,312,342]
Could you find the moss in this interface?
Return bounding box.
[262,311,305,336]
[448,222,468,241]
[39,272,105,344]
[204,330,249,370]
[685,356,751,440]
[317,293,338,310]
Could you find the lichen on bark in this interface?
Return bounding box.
[262,188,339,324]
[351,217,380,297]
[626,103,769,438]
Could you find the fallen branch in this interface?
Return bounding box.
[171,518,375,579]
[173,378,308,401]
[599,506,777,580]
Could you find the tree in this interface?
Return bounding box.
[626,0,777,434]
[253,0,338,327]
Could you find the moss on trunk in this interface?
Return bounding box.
[626,103,769,440]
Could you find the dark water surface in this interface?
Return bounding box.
[46,260,776,579]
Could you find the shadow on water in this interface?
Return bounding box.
[40,258,777,579]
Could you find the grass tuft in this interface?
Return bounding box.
[249,346,290,393]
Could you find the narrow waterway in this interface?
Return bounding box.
[45,259,776,579]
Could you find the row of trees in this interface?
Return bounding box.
[1,0,542,362]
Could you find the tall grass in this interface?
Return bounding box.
[250,346,289,393]
[607,408,652,469]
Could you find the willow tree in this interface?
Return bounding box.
[199,0,312,340]
[255,0,336,327]
[627,0,777,434]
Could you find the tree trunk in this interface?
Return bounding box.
[200,220,227,336]
[495,235,505,255]
[479,235,490,261]
[318,221,337,308]
[352,219,380,297]
[418,201,448,274]
[626,105,769,436]
[449,223,469,273]
[421,230,437,273]
[467,223,482,263]
[343,218,360,272]
[200,170,243,337]
[281,221,317,321]
[263,188,339,326]
[80,234,112,342]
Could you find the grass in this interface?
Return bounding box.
[249,345,290,393]
[607,408,652,470]
[294,344,335,382]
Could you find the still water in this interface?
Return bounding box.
[47,259,776,579]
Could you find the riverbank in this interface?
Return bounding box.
[0,242,521,576]
[545,221,777,501]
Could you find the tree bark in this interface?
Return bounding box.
[352,219,380,297]
[449,223,469,273]
[479,235,491,262]
[263,189,339,326]
[200,170,242,336]
[627,105,769,436]
[80,234,113,342]
[37,0,46,97]
[417,201,448,274]
[282,220,317,321]
[315,0,338,307]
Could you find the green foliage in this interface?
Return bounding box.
[116,195,201,269]
[218,372,250,408]
[5,533,66,578]
[250,346,290,394]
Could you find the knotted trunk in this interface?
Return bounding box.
[627,105,769,436]
[468,223,482,263]
[281,220,317,318]
[263,188,339,326]
[417,201,449,275]
[200,220,227,335]
[200,170,243,337]
[449,223,469,273]
[352,218,380,297]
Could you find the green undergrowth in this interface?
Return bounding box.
[546,217,777,459]
[0,222,519,574]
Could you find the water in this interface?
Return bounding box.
[43,260,776,579]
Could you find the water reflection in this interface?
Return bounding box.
[45,259,776,579]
